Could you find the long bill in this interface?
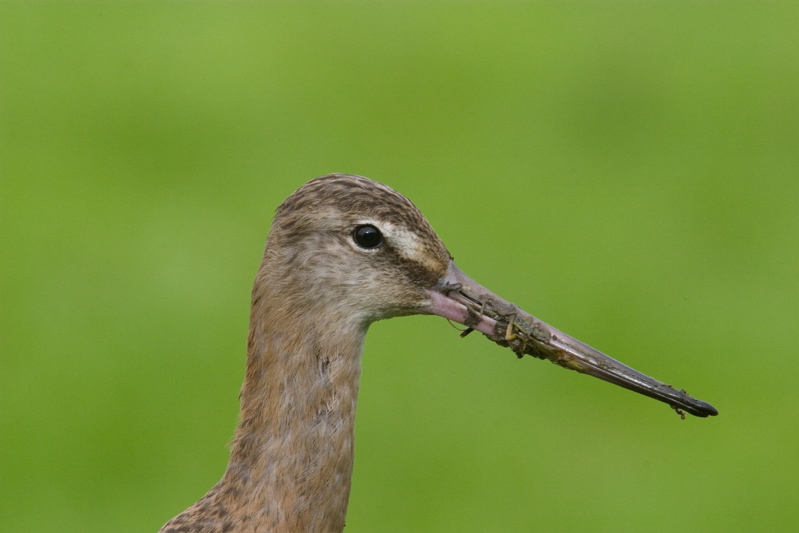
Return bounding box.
[425,261,718,418]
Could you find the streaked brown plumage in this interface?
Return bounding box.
[160,174,716,533]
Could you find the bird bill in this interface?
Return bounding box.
[426,261,718,418]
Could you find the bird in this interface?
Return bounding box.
[159,173,717,533]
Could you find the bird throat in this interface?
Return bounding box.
[186,290,366,532]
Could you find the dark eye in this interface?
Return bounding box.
[353,225,383,249]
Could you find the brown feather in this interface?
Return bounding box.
[160,175,450,532]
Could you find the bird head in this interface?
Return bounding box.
[258,173,717,418]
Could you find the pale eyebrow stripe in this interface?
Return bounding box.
[356,219,440,272]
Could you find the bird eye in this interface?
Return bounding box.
[353,225,383,249]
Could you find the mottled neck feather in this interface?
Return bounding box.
[160,270,366,533]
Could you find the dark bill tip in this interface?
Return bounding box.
[689,400,718,417]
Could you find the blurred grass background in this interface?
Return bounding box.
[1,2,797,532]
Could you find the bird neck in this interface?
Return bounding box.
[185,280,367,532]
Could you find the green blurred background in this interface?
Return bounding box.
[1,2,797,532]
